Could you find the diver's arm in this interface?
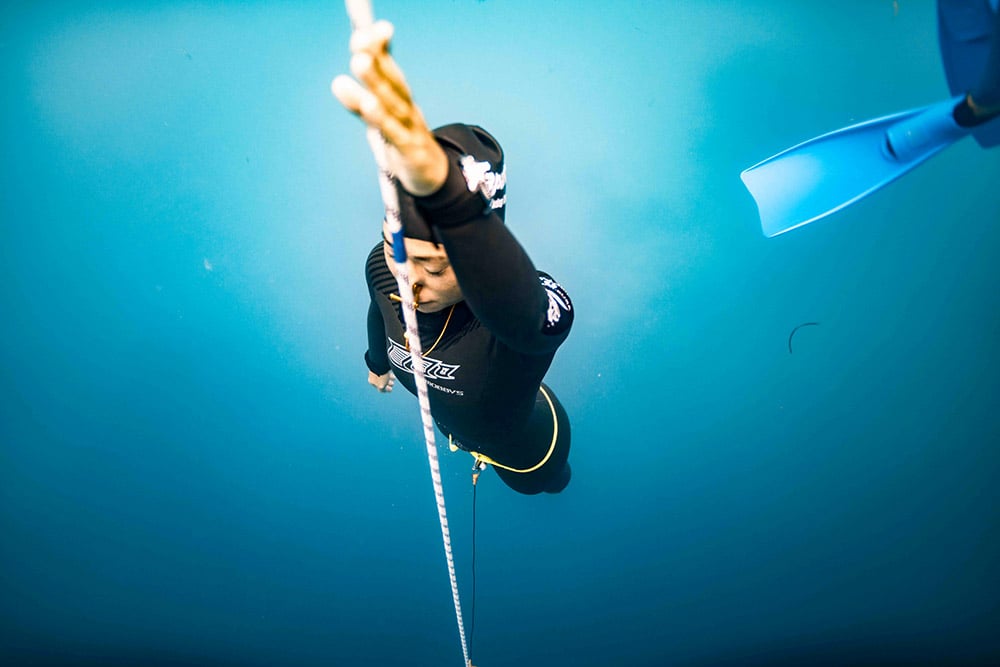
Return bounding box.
[364,243,393,382]
[417,151,573,354]
[365,299,391,374]
[333,19,570,352]
[364,299,395,392]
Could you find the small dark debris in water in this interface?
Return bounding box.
[185,51,192,60]
[788,322,820,354]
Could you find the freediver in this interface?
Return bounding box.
[332,20,574,495]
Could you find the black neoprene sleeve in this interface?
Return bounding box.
[364,272,391,375]
[415,151,562,355]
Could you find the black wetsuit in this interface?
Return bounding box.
[364,136,574,495]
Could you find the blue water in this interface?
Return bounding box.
[2,1,999,665]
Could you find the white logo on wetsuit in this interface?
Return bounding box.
[387,338,460,381]
[460,155,507,211]
[539,274,572,332]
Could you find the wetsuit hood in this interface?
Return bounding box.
[395,123,506,243]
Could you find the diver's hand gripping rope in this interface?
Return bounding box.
[343,3,470,666]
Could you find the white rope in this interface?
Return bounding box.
[344,2,470,665]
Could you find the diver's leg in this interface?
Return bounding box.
[956,8,1000,125]
[543,462,571,494]
[490,384,572,495]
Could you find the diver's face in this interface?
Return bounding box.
[382,221,464,313]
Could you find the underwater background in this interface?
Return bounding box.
[2,1,999,665]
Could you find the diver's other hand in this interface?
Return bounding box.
[332,20,448,197]
[368,369,395,393]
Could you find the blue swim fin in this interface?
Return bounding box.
[741,95,970,237]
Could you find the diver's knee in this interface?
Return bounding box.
[544,462,571,494]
